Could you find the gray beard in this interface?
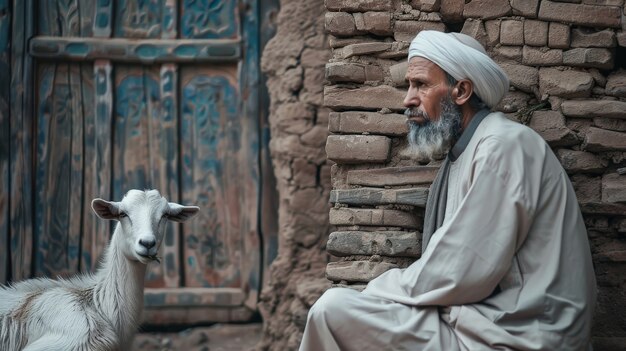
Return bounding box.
[406,95,463,160]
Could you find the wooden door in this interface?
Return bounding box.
[0,0,274,325]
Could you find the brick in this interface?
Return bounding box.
[582,0,624,5]
[460,19,489,48]
[500,20,524,45]
[419,0,441,11]
[326,261,398,283]
[463,0,511,19]
[594,118,626,132]
[354,12,392,36]
[325,0,393,12]
[390,61,409,87]
[603,174,626,203]
[325,12,357,36]
[500,63,539,93]
[341,42,392,58]
[538,2,622,28]
[329,187,429,207]
[548,22,570,49]
[618,31,626,47]
[539,68,594,98]
[364,65,384,82]
[556,149,607,173]
[393,21,447,42]
[440,0,465,22]
[580,201,626,215]
[497,91,531,113]
[485,20,501,46]
[329,208,419,228]
[571,28,616,48]
[324,85,406,110]
[563,48,613,69]
[511,0,540,17]
[347,166,439,186]
[326,135,391,163]
[325,62,365,83]
[329,36,369,48]
[377,42,410,59]
[584,127,626,151]
[571,175,601,203]
[327,231,421,257]
[605,71,626,97]
[493,46,523,62]
[529,110,579,146]
[562,100,626,119]
[522,46,563,66]
[524,20,549,46]
[329,111,408,136]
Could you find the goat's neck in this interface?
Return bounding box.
[93,223,146,343]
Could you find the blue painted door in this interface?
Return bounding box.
[5,0,273,324]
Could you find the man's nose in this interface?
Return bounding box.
[403,87,419,108]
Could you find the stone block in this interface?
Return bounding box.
[582,0,624,5]
[602,174,626,203]
[511,0,540,17]
[326,135,391,163]
[327,231,421,257]
[563,48,613,69]
[355,12,393,36]
[329,187,430,207]
[571,28,616,48]
[390,61,409,87]
[497,91,531,113]
[394,21,447,42]
[530,110,579,146]
[325,0,393,12]
[538,1,622,28]
[500,20,524,45]
[301,125,329,148]
[561,100,626,119]
[605,71,626,97]
[326,261,398,283]
[584,127,626,151]
[364,65,384,82]
[493,46,523,62]
[524,20,549,46]
[325,62,366,83]
[500,63,539,93]
[539,68,594,98]
[324,85,406,110]
[485,20,501,46]
[347,166,439,186]
[618,31,626,47]
[461,19,489,48]
[329,208,419,228]
[292,158,318,188]
[594,118,626,132]
[329,111,408,136]
[556,149,607,173]
[341,42,392,58]
[419,0,441,11]
[440,0,465,22]
[548,22,571,49]
[325,12,357,36]
[522,46,563,66]
[463,0,511,19]
[571,174,602,203]
[301,48,331,68]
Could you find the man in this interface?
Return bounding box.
[300,31,596,351]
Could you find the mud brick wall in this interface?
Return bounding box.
[321,0,626,349]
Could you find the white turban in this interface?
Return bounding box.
[408,31,509,109]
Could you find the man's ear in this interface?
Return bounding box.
[91,199,122,220]
[451,79,474,106]
[167,203,200,222]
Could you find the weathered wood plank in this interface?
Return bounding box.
[115,0,164,38]
[144,287,245,307]
[240,0,262,311]
[92,0,112,37]
[81,60,112,272]
[10,0,34,281]
[180,65,244,289]
[0,0,10,284]
[29,37,242,63]
[346,166,439,187]
[162,0,177,39]
[142,306,254,325]
[330,187,429,207]
[180,0,239,39]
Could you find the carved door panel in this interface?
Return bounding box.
[23,0,267,324]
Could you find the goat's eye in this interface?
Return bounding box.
[119,212,128,218]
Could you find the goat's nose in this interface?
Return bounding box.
[139,238,156,249]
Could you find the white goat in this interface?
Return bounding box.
[0,189,199,351]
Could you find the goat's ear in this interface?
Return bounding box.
[91,199,122,220]
[167,203,200,222]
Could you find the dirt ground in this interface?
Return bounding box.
[133,324,262,351]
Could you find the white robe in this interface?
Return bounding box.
[300,112,596,351]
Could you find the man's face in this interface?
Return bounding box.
[403,57,463,160]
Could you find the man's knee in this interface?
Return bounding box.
[308,288,356,321]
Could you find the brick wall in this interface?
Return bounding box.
[321,0,626,350]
